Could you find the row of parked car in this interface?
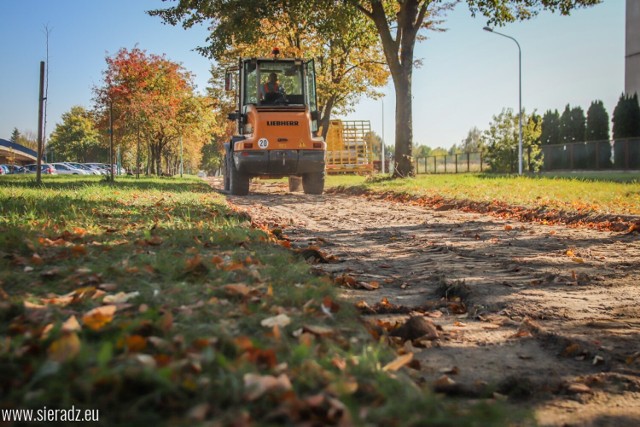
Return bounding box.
[0,162,124,176]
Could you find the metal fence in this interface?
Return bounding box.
[541,138,640,171]
[410,138,640,175]
[414,152,486,174]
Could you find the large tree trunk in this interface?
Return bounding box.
[392,66,414,177]
[358,0,423,178]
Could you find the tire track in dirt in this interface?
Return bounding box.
[207,178,640,426]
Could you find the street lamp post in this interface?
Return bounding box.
[483,26,523,175]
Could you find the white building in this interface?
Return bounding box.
[627,0,640,96]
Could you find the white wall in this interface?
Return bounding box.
[626,0,640,96]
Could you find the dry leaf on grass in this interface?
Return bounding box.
[243,373,292,401]
[260,314,291,328]
[48,332,81,362]
[382,352,414,372]
[103,291,140,304]
[83,305,117,331]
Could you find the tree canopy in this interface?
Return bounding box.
[612,93,640,139]
[47,106,104,162]
[150,0,601,177]
[585,100,609,142]
[482,108,541,172]
[150,1,389,141]
[93,48,218,175]
[559,104,586,143]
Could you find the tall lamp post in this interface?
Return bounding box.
[483,26,523,175]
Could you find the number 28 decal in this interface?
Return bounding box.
[258,138,269,149]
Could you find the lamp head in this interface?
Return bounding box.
[483,26,493,32]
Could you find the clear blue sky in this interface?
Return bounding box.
[0,0,625,150]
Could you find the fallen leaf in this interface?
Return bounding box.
[383,352,414,372]
[243,373,292,401]
[335,274,357,287]
[358,281,380,290]
[48,333,81,362]
[223,283,252,297]
[322,296,340,313]
[261,314,291,328]
[434,375,456,388]
[82,305,117,331]
[41,295,74,307]
[62,315,81,332]
[567,383,592,394]
[103,291,140,304]
[124,335,147,352]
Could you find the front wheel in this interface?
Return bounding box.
[229,158,250,196]
[302,171,325,195]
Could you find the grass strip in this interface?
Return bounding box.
[0,175,520,426]
[326,174,640,230]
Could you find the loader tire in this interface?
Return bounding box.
[302,171,325,195]
[223,156,230,192]
[288,176,302,192]
[229,160,250,196]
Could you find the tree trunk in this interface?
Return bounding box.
[392,66,414,177]
[319,95,337,140]
[357,0,422,178]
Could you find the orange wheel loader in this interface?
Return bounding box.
[223,51,326,195]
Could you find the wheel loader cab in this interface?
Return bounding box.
[224,57,326,196]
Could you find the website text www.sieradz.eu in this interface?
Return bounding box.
[2,406,99,423]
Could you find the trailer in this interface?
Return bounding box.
[324,120,374,174]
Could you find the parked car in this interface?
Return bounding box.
[85,163,109,175]
[65,162,100,175]
[51,163,89,175]
[7,165,25,174]
[23,164,57,174]
[0,165,9,175]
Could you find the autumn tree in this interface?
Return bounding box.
[47,106,104,162]
[150,0,600,178]
[150,1,389,141]
[93,48,212,175]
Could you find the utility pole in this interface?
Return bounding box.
[381,100,386,174]
[36,61,45,185]
[180,135,183,177]
[109,100,114,183]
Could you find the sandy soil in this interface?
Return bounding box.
[208,177,640,427]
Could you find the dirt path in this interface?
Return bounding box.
[208,178,640,427]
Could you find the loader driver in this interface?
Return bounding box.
[261,72,285,104]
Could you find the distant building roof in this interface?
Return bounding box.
[0,138,38,162]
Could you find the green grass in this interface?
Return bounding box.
[326,173,640,216]
[0,175,518,426]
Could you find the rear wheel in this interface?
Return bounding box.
[223,155,230,191]
[302,171,325,195]
[288,176,302,192]
[229,157,250,196]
